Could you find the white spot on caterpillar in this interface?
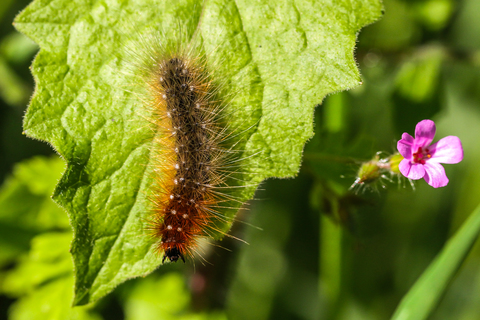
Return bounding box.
[167,225,172,230]
[171,210,177,215]
[177,227,182,232]
[175,163,180,169]
[183,214,188,219]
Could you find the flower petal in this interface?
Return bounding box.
[414,119,436,148]
[423,162,449,188]
[429,136,464,164]
[397,133,414,159]
[399,159,425,180]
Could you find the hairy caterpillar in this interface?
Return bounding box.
[129,30,244,264]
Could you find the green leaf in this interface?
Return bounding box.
[2,232,73,297]
[0,156,67,266]
[14,0,383,305]
[3,232,102,320]
[0,156,67,230]
[391,202,480,320]
[0,32,38,106]
[8,277,103,320]
[0,55,30,106]
[124,272,226,320]
[1,32,39,64]
[392,46,444,134]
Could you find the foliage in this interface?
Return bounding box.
[1,0,480,320]
[0,156,66,267]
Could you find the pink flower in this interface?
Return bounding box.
[397,119,463,188]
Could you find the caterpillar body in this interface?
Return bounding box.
[133,33,237,263]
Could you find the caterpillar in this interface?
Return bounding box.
[130,31,240,264]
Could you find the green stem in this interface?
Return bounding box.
[320,206,343,319]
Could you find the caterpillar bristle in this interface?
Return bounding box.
[124,28,256,264]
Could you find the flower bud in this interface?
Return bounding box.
[388,153,403,174]
[350,153,405,192]
[356,159,381,185]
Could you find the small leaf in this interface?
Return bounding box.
[2,232,72,297]
[124,272,227,320]
[8,277,102,320]
[3,232,102,320]
[392,47,444,134]
[0,55,31,106]
[391,202,480,320]
[0,156,66,266]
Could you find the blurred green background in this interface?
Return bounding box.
[1,0,480,319]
